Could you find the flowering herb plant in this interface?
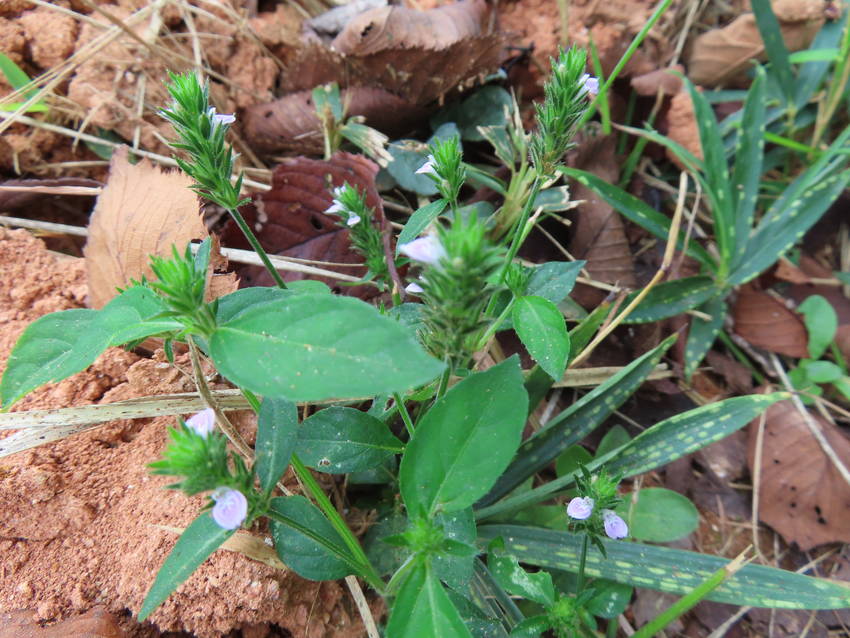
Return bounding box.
[3,26,850,638]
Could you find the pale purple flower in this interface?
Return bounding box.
[602,510,628,539]
[405,281,424,295]
[398,235,446,266]
[211,487,248,530]
[346,213,361,227]
[208,106,235,127]
[185,408,215,438]
[415,154,438,177]
[566,496,594,520]
[580,73,599,97]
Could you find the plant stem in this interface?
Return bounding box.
[239,388,382,591]
[476,297,515,351]
[226,207,288,289]
[393,392,415,437]
[576,533,589,595]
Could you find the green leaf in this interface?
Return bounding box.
[386,561,473,638]
[433,508,477,590]
[269,495,355,580]
[729,66,766,268]
[295,406,403,473]
[477,390,784,521]
[214,287,292,324]
[255,398,297,493]
[683,77,735,266]
[477,336,675,509]
[488,537,556,607]
[509,616,551,638]
[512,296,570,380]
[209,293,444,402]
[0,52,44,107]
[397,199,448,253]
[623,277,721,324]
[586,580,633,619]
[364,509,408,577]
[596,425,631,458]
[400,357,528,518]
[532,186,574,213]
[559,168,716,270]
[525,261,585,305]
[801,360,843,384]
[445,588,510,638]
[618,487,698,543]
[1,286,171,409]
[568,302,611,356]
[751,0,794,101]
[555,445,593,478]
[138,513,234,620]
[478,124,517,168]
[798,295,838,360]
[684,296,726,380]
[477,525,850,609]
[386,123,460,195]
[431,85,513,142]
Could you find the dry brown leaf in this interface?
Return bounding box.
[732,285,809,357]
[664,90,703,166]
[332,0,490,55]
[568,135,636,307]
[687,6,824,87]
[748,400,850,550]
[222,152,378,294]
[84,146,207,309]
[774,256,812,284]
[242,87,427,155]
[630,65,684,97]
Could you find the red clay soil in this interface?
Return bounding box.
[0,228,370,637]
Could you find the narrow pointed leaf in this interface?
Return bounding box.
[623,277,720,324]
[397,199,448,253]
[477,336,675,508]
[751,0,794,101]
[477,525,850,609]
[255,397,298,493]
[386,562,473,638]
[684,296,726,380]
[139,513,234,620]
[210,294,445,402]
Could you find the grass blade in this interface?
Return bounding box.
[751,0,794,102]
[476,525,850,609]
[684,296,727,380]
[622,276,720,324]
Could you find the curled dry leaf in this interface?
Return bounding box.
[663,90,702,167]
[687,3,825,87]
[748,399,850,550]
[732,285,809,358]
[84,146,207,309]
[242,87,426,155]
[567,135,637,307]
[221,151,379,294]
[630,65,684,97]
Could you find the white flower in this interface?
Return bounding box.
[415,154,438,177]
[185,408,215,438]
[211,487,248,530]
[602,510,628,539]
[325,199,346,215]
[580,73,599,97]
[346,213,361,227]
[398,235,446,266]
[208,106,235,127]
[333,185,347,198]
[405,281,424,294]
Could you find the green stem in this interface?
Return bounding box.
[435,366,451,400]
[576,533,589,595]
[631,553,748,638]
[499,176,542,287]
[226,207,288,289]
[476,297,516,350]
[239,388,382,591]
[393,391,415,438]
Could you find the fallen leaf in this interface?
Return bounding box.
[567,135,636,307]
[748,400,850,550]
[663,90,702,167]
[630,65,684,97]
[687,6,824,87]
[242,87,426,155]
[774,257,812,284]
[748,607,828,638]
[221,152,378,293]
[84,147,207,308]
[733,285,809,358]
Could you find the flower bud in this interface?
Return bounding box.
[185,408,216,438]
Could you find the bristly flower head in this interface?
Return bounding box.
[185,408,216,438]
[530,47,592,176]
[417,136,466,208]
[566,464,628,553]
[211,487,248,530]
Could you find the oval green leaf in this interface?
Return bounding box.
[513,296,570,380]
[618,487,698,543]
[209,294,444,402]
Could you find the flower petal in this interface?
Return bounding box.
[211,488,248,530]
[185,408,216,438]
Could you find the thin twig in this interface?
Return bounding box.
[344,576,380,638]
